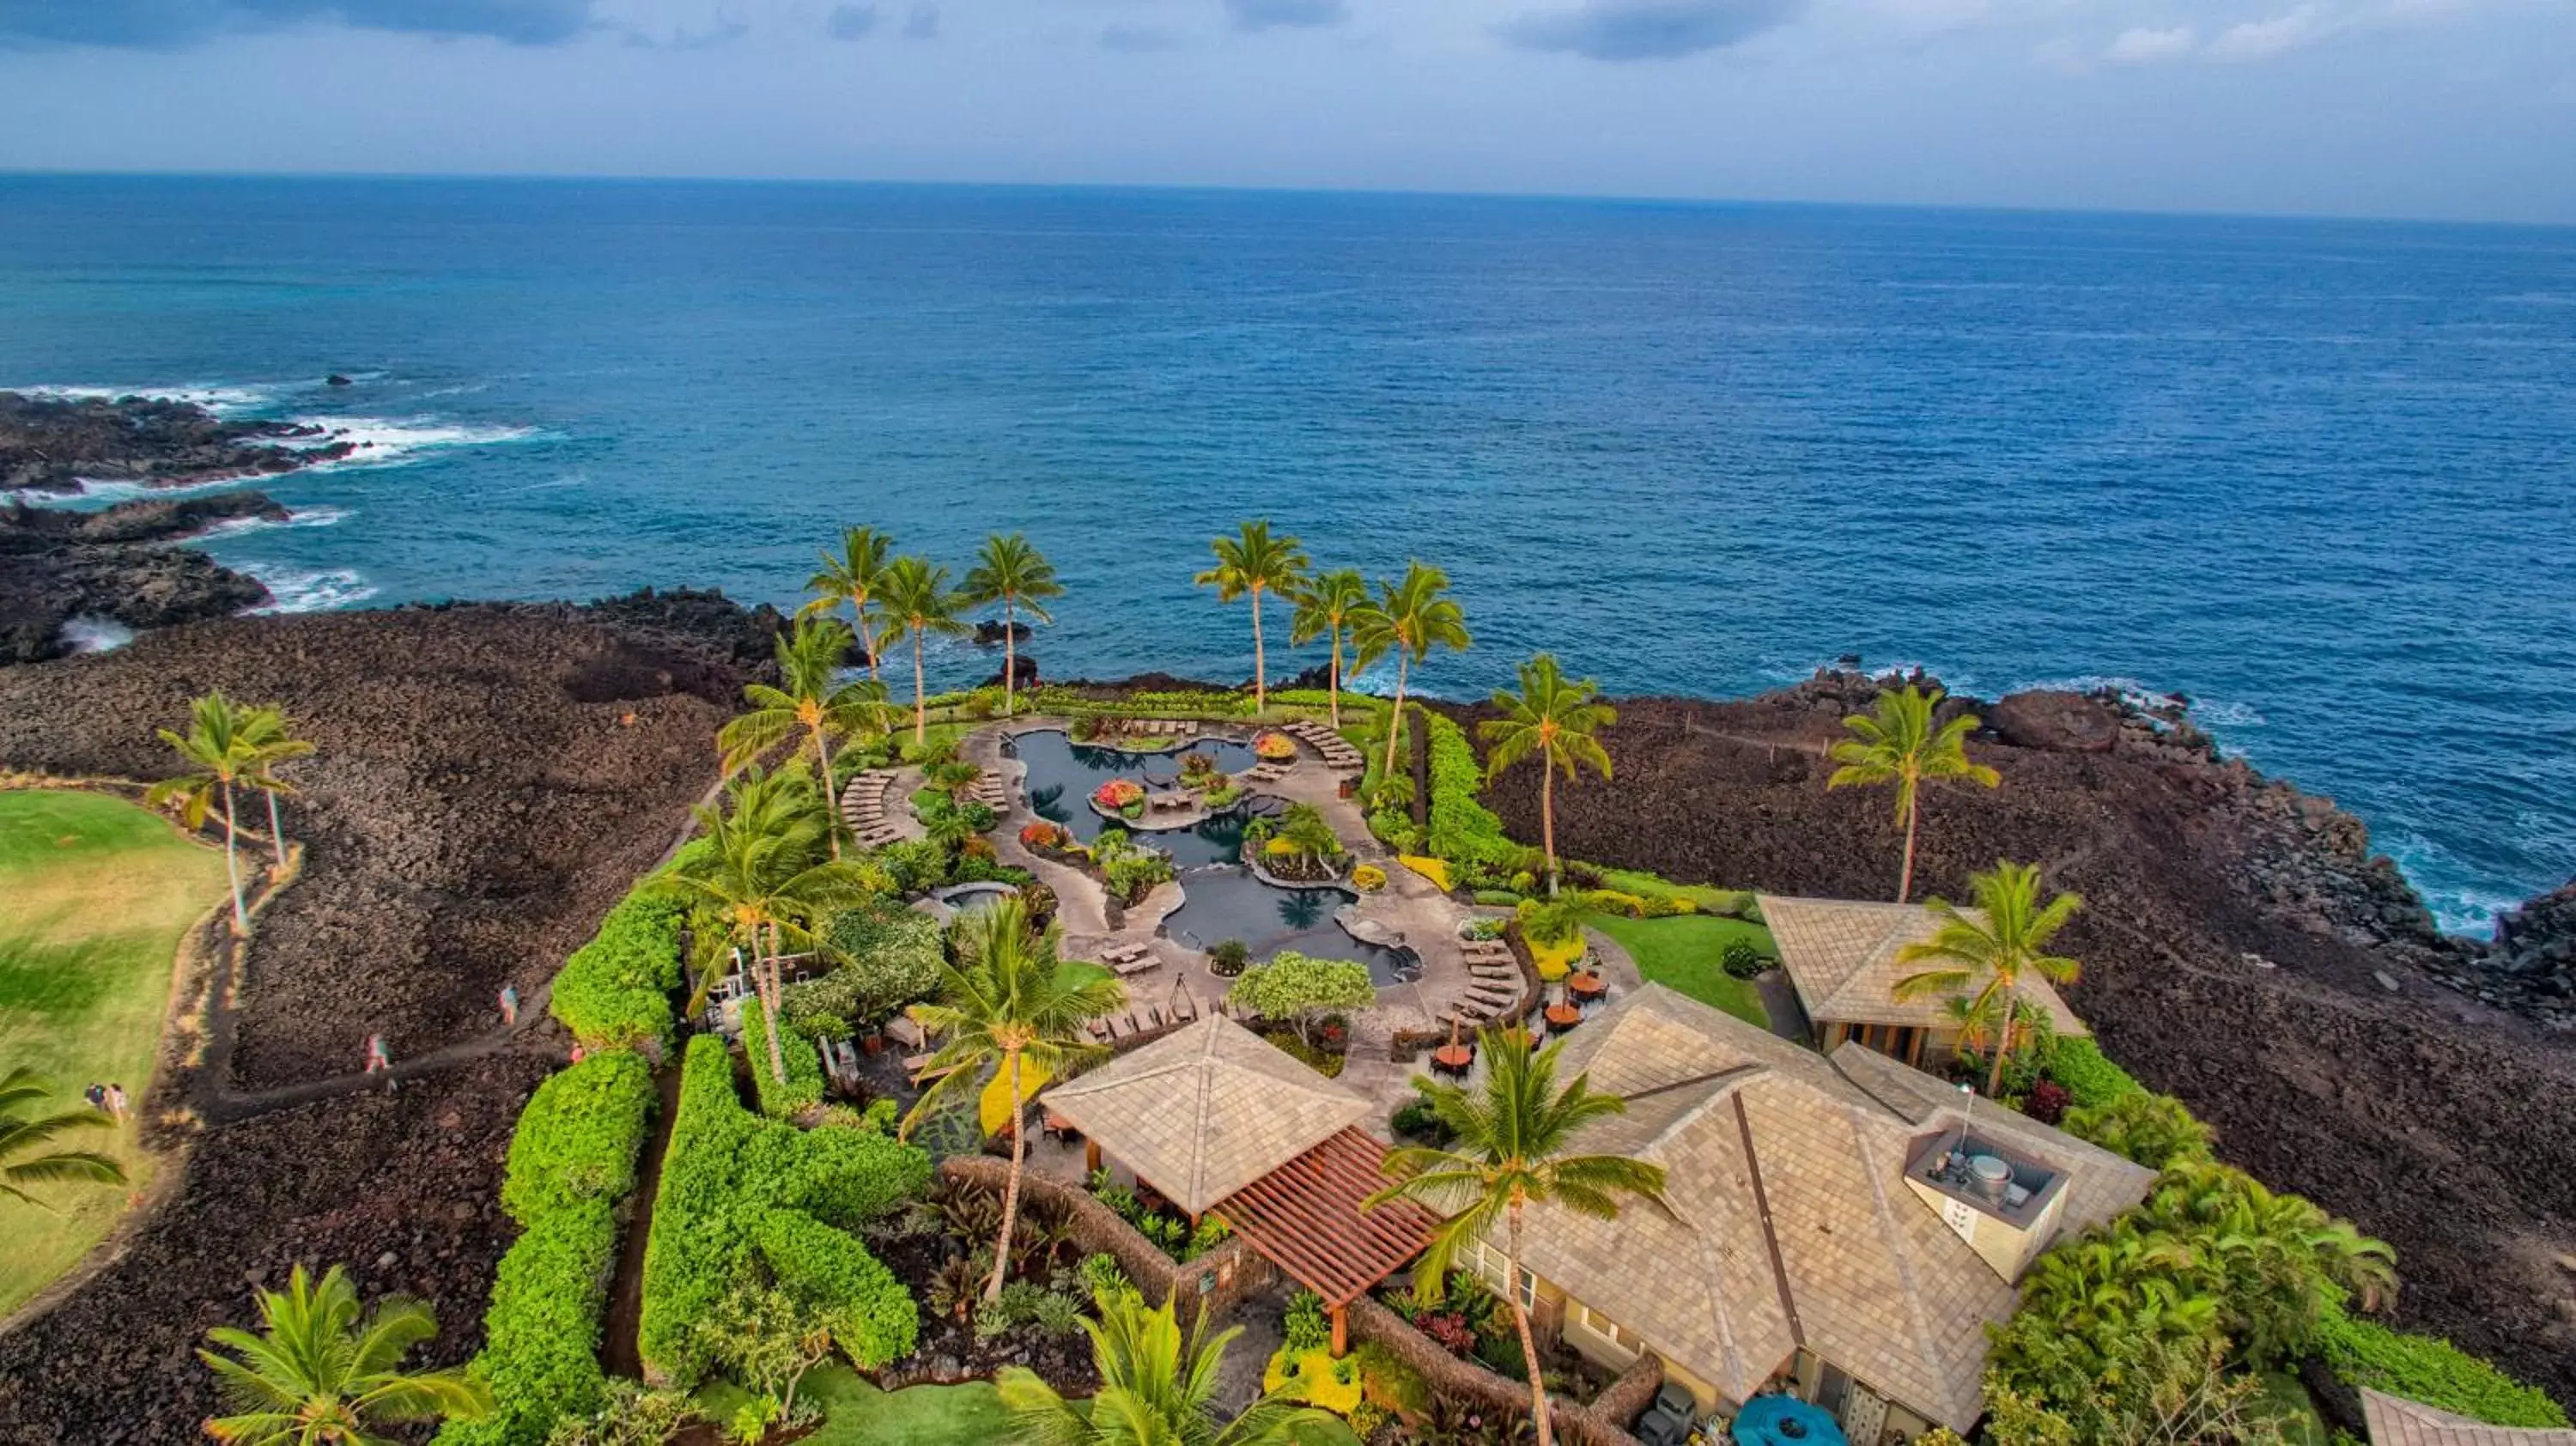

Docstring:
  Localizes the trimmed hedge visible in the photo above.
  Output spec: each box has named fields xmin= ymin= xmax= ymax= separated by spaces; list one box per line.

xmin=740 ymin=999 xmax=824 ymax=1121
xmin=2045 ymin=1036 xmax=2146 ymax=1109
xmin=2319 ymin=1306 xmax=2569 ymax=1429
xmin=639 ymin=1034 xmax=930 ymax=1388
xmin=549 ymin=890 xmax=686 ymax=1051
xmin=1423 ymin=711 xmax=1517 ymax=872
xmin=437 ymin=1200 xmax=620 ymax=1446
xmin=501 ymin=1050 xmax=656 ymax=1224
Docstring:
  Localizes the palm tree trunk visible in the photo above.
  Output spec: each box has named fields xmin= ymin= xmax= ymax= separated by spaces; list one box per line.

xmin=1508 ymin=1204 xmax=1554 ymax=1446
xmin=1542 ymin=766 xmax=1558 ymax=898
xmin=854 ymin=592 xmax=880 ymax=682
xmin=816 ymin=728 xmax=842 ymax=860
xmin=1898 ymin=792 xmax=1920 ymax=903
xmin=1985 ymin=995 xmax=2015 ymax=1097
xmin=761 ymin=922 xmax=789 ymax=1091
xmin=989 ymin=1048 xmax=1026 ymax=1302
xmin=912 ymin=630 xmax=928 ymax=748
xmin=1327 ymin=626 xmax=1342 ymax=728
xmin=264 ymin=787 xmax=288 ymax=867
xmin=1382 ymin=654 xmax=1412 ymax=783
xmin=1250 ymin=586 xmax=1267 ymax=715
xmin=219 ymin=781 xmax=247 ymax=933
xmin=1002 ymin=597 xmax=1018 ymax=718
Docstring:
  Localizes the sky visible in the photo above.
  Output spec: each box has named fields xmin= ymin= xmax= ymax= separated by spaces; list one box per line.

xmin=0 ymin=0 xmax=2571 ymax=222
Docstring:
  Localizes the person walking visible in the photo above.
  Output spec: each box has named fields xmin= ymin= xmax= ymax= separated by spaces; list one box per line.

xmin=498 ymin=983 xmax=519 ymax=1026
xmin=363 ymin=1033 xmax=390 ymax=1074
xmin=104 ymin=1084 xmax=128 ymax=1121
xmin=84 ymin=1083 xmax=106 ymax=1113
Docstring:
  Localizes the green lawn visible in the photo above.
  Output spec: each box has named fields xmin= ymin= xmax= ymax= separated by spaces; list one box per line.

xmin=1594 ymin=868 xmax=1752 ymax=916
xmin=1584 ymin=914 xmax=1774 ymax=1030
xmin=699 ymin=1365 xmax=1358 ymax=1444
xmin=0 ymin=789 xmax=232 ymax=1314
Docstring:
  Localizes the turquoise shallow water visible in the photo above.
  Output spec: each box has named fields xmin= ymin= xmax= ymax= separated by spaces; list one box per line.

xmin=3 ymin=175 xmax=2571 ymax=933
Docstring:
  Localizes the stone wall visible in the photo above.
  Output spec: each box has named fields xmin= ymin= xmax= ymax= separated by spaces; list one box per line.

xmin=1345 ymin=1293 xmax=1648 ymax=1446
xmin=939 ymin=1157 xmax=1274 ymax=1318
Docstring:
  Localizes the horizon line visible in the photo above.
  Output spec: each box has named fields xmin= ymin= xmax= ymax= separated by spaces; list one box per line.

xmin=5 ymin=167 xmax=2573 ymax=234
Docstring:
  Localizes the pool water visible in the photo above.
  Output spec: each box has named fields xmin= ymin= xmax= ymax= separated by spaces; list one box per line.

xmin=1164 ymin=866 xmax=1420 ymax=985
xmin=1009 ymin=728 xmax=1263 ymax=866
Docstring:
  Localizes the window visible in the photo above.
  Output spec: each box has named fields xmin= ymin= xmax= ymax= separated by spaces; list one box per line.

xmin=1577 ymin=1303 xmax=1639 ymax=1355
xmin=1468 ymin=1239 xmax=1537 ymax=1309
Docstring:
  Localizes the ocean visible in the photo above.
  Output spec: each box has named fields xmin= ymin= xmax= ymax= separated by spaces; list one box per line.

xmin=3 ymin=174 xmax=2571 ymax=935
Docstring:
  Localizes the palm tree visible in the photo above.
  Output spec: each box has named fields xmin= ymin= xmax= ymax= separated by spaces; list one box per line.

xmin=1288 ymin=568 xmax=1369 ymax=730
xmin=963 ymin=532 xmax=1065 ymax=720
xmin=1825 ymin=684 xmax=2000 ymax=902
xmin=1350 ymin=562 xmax=1472 ymax=785
xmin=660 ymin=766 xmax=872 ymax=1089
xmin=803 ymin=525 xmax=896 ymax=681
xmin=996 ymin=1290 xmax=1334 ymax=1446
xmin=198 ymin=1262 xmax=489 ymax=1444
xmin=1365 ymin=1031 xmax=1667 ymax=1446
xmin=0 ymin=1066 xmax=125 ymax=1209
xmin=876 ymin=555 xmax=971 ymax=748
xmin=1480 ymin=653 xmax=1614 ymax=897
xmin=146 ymin=690 xmax=259 ymax=934
xmin=236 ymin=706 xmax=315 ymax=871
xmin=1893 ymin=860 xmax=2083 ymax=1097
xmin=902 ymin=896 xmax=1124 ymax=1301
xmin=717 ymin=617 xmax=891 ymax=852
xmin=1194 ymin=522 xmax=1309 ymax=715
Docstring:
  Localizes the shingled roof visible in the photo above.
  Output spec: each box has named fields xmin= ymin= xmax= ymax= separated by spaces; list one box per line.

xmin=1041 ymin=1014 xmax=1372 ymax=1216
xmin=1516 ymin=985 xmax=2151 ymax=1433
xmin=2363 ymin=1391 xmax=2576 ymax=1446
xmin=1757 ymin=895 xmax=2088 ymax=1036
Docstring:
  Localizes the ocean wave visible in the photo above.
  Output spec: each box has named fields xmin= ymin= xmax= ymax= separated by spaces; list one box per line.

xmin=279 ymin=416 xmax=541 ymax=471
xmin=245 ymin=566 xmax=379 ymax=614
xmin=9 ymin=381 xmax=279 ymax=414
xmin=58 ymin=615 xmax=136 ymax=653
xmin=191 ymin=506 xmax=352 ymax=539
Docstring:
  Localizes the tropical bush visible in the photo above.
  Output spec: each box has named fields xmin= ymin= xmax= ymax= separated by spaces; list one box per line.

xmin=639 ymin=1036 xmax=928 ymax=1388
xmin=1226 ymin=952 xmax=1376 ymax=1045
xmin=740 ymin=1000 xmax=824 ymax=1120
xmin=1207 ymin=938 xmax=1249 ymax=977
xmin=1092 ymin=779 xmax=1145 ymax=817
xmin=1265 ymin=1348 xmax=1364 ymax=1415
xmin=2044 ymin=1035 xmax=2146 ymax=1109
xmin=1351 ymin=862 xmax=1387 ymax=892
xmin=1282 ymin=1290 xmax=1330 ymax=1352
xmin=1399 ymin=854 xmax=1454 ymax=892
xmin=1103 ymin=851 xmax=1174 ymax=904
xmin=1255 ymin=731 xmax=1298 ymax=762
xmin=1721 ymin=938 xmax=1769 ymax=979
xmin=2063 ymin=1088 xmax=2212 ymax=1170
xmin=440 ymin=1200 xmax=620 ymax=1446
xmin=1352 ymin=1340 xmax=1430 ymax=1419
xmin=501 ymin=1050 xmax=656 ymax=1224
xmin=1423 ymin=711 xmax=1517 ymax=872
xmin=790 ymin=902 xmax=945 ymax=1028
xmin=2317 ymin=1303 xmax=2569 ymax=1428
xmin=1019 ymin=820 xmax=1069 ymax=851
xmin=549 ymin=890 xmax=687 ymax=1051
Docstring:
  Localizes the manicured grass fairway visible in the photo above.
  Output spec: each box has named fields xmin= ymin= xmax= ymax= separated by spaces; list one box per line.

xmin=0 ymin=789 xmax=231 ymax=1315
xmin=1585 ymin=914 xmax=1775 ymax=1030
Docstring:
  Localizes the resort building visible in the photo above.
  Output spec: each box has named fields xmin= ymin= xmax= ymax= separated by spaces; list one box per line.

xmin=1758 ymin=895 xmax=2089 ymax=1067
xmin=1487 ymin=985 xmax=2154 ymax=1443
xmin=2361 ymin=1390 xmax=2576 ymax=1446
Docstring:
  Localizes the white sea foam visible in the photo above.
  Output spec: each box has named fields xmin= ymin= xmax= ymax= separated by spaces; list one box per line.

xmin=246 ymin=566 xmax=380 ymax=614
xmin=191 ymin=506 xmax=353 ymax=540
xmin=10 ymin=382 xmax=279 ymax=414
xmin=58 ymin=615 xmax=136 ymax=653
xmin=276 ymin=416 xmax=540 ymax=472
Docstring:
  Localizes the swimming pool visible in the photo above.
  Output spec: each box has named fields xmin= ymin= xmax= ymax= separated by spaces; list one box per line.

xmin=1163 ymin=866 xmax=1420 ymax=985
xmin=1007 ymin=727 xmax=1265 ymax=866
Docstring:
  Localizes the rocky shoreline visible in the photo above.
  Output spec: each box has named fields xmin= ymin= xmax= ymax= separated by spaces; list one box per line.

xmin=0 ymin=391 xmax=349 ymax=496
xmin=0 ymin=490 xmax=285 ymax=665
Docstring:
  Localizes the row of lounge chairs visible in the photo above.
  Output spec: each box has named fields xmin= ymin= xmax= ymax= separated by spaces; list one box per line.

xmin=839 ymin=770 xmax=908 ymax=848
xmin=1279 ymin=720 xmax=1364 ymax=772
xmin=1097 ymin=940 xmax=1161 ymax=977
xmin=1120 ymin=719 xmax=1199 ymax=738
xmin=1244 ymin=762 xmax=1291 ymax=785
xmin=1087 ymin=991 xmax=1206 ymax=1042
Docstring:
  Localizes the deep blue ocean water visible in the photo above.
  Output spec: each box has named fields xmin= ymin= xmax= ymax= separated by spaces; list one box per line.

xmin=3 ymin=175 xmax=2571 ymax=934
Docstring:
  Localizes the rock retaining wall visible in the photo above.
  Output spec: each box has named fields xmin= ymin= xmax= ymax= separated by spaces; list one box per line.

xmin=1345 ymin=1293 xmax=1648 ymax=1446
xmin=939 ymin=1157 xmax=1274 ymax=1318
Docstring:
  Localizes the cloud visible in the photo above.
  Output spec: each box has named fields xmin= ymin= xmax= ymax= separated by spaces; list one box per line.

xmin=0 ymin=0 xmax=596 ymax=47
xmin=2103 ymin=22 xmax=2196 ymax=62
xmin=1099 ymin=22 xmax=1180 ymax=50
xmin=1222 ymin=0 xmax=1345 ymax=31
xmin=900 ymin=2 xmax=935 ymax=38
xmin=2205 ymin=3 xmax=2333 ymax=60
xmin=824 ymin=2 xmax=874 ymax=39
xmin=1498 ymin=0 xmax=1803 ymax=59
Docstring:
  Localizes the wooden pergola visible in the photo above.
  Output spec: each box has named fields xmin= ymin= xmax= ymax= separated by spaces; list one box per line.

xmin=1214 ymin=1126 xmax=1443 ymax=1353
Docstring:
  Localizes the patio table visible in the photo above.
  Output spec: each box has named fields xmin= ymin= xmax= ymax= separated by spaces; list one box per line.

xmin=1544 ymin=1002 xmax=1585 ymax=1032
xmin=1567 ymin=970 xmax=1607 ymax=1002
xmin=1430 ymin=1043 xmax=1474 ymax=1077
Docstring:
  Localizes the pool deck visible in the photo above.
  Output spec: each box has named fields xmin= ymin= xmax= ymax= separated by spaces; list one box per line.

xmin=957 ymin=713 xmax=1522 ymax=1129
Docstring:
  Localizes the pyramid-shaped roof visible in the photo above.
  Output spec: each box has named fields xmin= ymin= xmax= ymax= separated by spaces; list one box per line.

xmin=1041 ymin=1014 xmax=1372 ymax=1215
xmin=1758 ymin=895 xmax=2087 ymax=1036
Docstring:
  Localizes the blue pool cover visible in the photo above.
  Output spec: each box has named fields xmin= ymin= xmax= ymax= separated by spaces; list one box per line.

xmin=1730 ymin=1396 xmax=1849 ymax=1446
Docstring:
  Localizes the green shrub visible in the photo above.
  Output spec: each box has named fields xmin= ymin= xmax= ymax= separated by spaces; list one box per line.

xmin=2063 ymin=1089 xmax=2214 ymax=1170
xmin=2318 ymin=1305 xmax=2568 ymax=1428
xmin=1472 ymin=888 xmax=1525 ymax=907
xmin=740 ymin=999 xmax=824 ymax=1121
xmin=639 ymin=1036 xmax=930 ymax=1388
xmin=549 ymin=891 xmax=686 ymax=1050
xmin=501 ymin=1050 xmax=656 ymax=1224
xmin=2046 ymin=1036 xmax=2146 ymax=1109
xmin=1423 ymin=712 xmax=1517 ymax=872
xmin=438 ymin=1200 xmax=619 ymax=1446
xmin=1283 ymin=1291 xmax=1331 ymax=1352
xmin=1721 ymin=938 xmax=1769 ymax=980
xmin=788 ymin=903 xmax=945 ymax=1027
xmin=1352 ymin=1340 xmax=1430 ymax=1417
xmin=750 ymin=1209 xmax=919 ymax=1369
